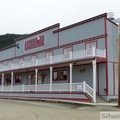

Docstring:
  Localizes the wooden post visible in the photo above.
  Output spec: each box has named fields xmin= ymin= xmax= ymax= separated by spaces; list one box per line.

xmin=118 ymin=23 xmax=120 ymax=107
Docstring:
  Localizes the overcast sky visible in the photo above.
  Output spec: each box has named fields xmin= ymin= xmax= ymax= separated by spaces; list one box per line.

xmin=0 ymin=0 xmax=120 ymax=35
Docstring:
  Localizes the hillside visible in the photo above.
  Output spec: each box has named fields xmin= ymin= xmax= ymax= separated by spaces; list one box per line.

xmin=0 ymin=34 xmax=24 ymax=49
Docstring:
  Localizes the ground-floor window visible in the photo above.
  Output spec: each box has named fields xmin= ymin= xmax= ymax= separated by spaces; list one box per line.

xmin=15 ymin=75 xmax=22 ymax=83
xmin=53 ymin=70 xmax=67 ymax=81
xmin=5 ymin=75 xmax=11 ymax=84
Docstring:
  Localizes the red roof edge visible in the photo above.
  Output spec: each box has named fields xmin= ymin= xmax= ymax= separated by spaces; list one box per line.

xmin=53 ymin=13 xmax=107 ymax=33
xmin=15 ymin=23 xmax=60 ymax=42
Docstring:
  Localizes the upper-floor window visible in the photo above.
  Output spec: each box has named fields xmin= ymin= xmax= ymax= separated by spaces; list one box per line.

xmin=85 ymin=42 xmax=97 ymax=49
xmin=8 ymin=61 xmax=13 ymax=69
xmin=85 ymin=42 xmax=97 ymax=56
xmin=46 ymin=51 xmax=53 ymax=63
xmin=63 ymin=46 xmax=72 ymax=60
xmin=31 ymin=54 xmax=37 ymax=65
xmin=19 ymin=58 xmax=24 ymax=64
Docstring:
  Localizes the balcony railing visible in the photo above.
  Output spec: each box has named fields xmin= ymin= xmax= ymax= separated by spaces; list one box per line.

xmin=0 ymin=48 xmax=106 ymax=72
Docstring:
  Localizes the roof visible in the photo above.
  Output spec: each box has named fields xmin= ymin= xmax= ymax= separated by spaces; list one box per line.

xmin=15 ymin=23 xmax=60 ymax=42
xmin=53 ymin=13 xmax=107 ymax=33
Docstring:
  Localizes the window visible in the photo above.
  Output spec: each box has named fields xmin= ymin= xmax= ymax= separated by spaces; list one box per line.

xmin=86 ymin=42 xmax=96 ymax=49
xmin=19 ymin=58 xmax=24 ymax=64
xmin=31 ymin=55 xmax=37 ymax=65
xmin=5 ymin=75 xmax=11 ymax=84
xmin=46 ymin=51 xmax=53 ymax=63
xmin=53 ymin=70 xmax=67 ymax=81
xmin=8 ymin=61 xmax=12 ymax=69
xmin=19 ymin=58 xmax=24 ymax=67
xmin=85 ymin=42 xmax=97 ymax=56
xmin=63 ymin=47 xmax=72 ymax=60
xmin=15 ymin=75 xmax=22 ymax=83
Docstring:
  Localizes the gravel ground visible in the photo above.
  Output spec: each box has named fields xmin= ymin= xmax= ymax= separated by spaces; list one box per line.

xmin=0 ymin=99 xmax=119 ymax=120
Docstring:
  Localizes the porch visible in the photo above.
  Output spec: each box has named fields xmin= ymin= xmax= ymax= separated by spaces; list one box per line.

xmin=0 ymin=82 xmax=93 ymax=102
xmin=0 ymin=47 xmax=106 ymax=103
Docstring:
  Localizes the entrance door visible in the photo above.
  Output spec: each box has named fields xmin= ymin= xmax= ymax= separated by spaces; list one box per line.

xmin=31 ymin=74 xmax=35 ymax=85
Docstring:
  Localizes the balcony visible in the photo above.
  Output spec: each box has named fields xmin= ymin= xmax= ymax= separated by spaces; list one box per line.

xmin=0 ymin=48 xmax=106 ymax=72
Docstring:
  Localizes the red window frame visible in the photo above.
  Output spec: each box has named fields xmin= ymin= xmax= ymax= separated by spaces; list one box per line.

xmin=15 ymin=75 xmax=22 ymax=84
xmin=53 ymin=70 xmax=68 ymax=81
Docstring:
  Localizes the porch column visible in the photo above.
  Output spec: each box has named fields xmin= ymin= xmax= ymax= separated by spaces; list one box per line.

xmin=11 ymin=72 xmax=14 ymax=92
xmin=2 ymin=73 xmax=4 ymax=92
xmin=92 ymin=59 xmax=96 ymax=103
xmin=50 ymin=66 xmax=53 ymax=92
xmin=69 ymin=63 xmax=73 ymax=92
xmin=35 ymin=68 xmax=38 ymax=92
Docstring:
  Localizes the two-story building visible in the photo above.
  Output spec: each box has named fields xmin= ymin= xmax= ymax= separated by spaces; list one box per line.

xmin=0 ymin=13 xmax=118 ymax=102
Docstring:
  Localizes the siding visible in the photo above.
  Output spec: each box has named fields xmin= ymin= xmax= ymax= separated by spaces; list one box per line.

xmin=59 ymin=18 xmax=105 ymax=45
xmin=107 ymin=20 xmax=118 ymax=62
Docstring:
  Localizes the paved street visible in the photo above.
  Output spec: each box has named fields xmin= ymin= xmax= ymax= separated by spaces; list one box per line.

xmin=0 ymin=99 xmax=119 ymax=120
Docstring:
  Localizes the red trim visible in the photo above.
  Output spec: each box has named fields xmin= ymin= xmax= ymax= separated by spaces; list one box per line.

xmin=0 ymin=96 xmax=91 ymax=102
xmin=0 ymin=91 xmax=91 ymax=102
xmin=104 ymin=16 xmax=108 ymax=96
xmin=15 ymin=23 xmax=60 ymax=42
xmin=106 ymin=18 xmax=118 ymax=26
xmin=53 ymin=13 xmax=107 ymax=33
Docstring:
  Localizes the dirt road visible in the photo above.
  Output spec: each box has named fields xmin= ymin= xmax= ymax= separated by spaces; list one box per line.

xmin=0 ymin=99 xmax=119 ymax=120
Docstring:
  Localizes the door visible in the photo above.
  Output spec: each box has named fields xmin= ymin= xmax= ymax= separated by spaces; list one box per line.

xmin=46 ymin=51 xmax=53 ymax=63
xmin=64 ymin=47 xmax=72 ymax=60
xmin=86 ymin=42 xmax=97 ymax=56
xmin=31 ymin=74 xmax=35 ymax=85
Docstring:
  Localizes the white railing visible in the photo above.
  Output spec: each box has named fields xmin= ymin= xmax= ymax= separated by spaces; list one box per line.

xmin=0 ymin=48 xmax=106 ymax=72
xmin=0 ymin=82 xmax=94 ymax=100
xmin=83 ymin=81 xmax=93 ymax=98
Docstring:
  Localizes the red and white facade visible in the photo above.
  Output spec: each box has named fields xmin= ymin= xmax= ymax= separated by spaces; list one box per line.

xmin=0 ymin=13 xmax=118 ymax=102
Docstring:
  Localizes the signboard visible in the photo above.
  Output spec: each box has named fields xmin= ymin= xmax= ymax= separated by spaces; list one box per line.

xmin=24 ymin=35 xmax=45 ymax=51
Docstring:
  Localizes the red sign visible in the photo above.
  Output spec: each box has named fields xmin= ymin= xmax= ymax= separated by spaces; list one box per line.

xmin=25 ymin=35 xmax=45 ymax=51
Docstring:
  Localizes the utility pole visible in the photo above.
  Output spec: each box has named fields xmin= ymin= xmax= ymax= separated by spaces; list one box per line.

xmin=112 ymin=15 xmax=120 ymax=107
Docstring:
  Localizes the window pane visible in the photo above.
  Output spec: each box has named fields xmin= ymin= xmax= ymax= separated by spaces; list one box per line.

xmin=53 ymin=70 xmax=67 ymax=81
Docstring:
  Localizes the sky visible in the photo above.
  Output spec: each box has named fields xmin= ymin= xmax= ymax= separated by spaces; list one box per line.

xmin=0 ymin=0 xmax=120 ymax=35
